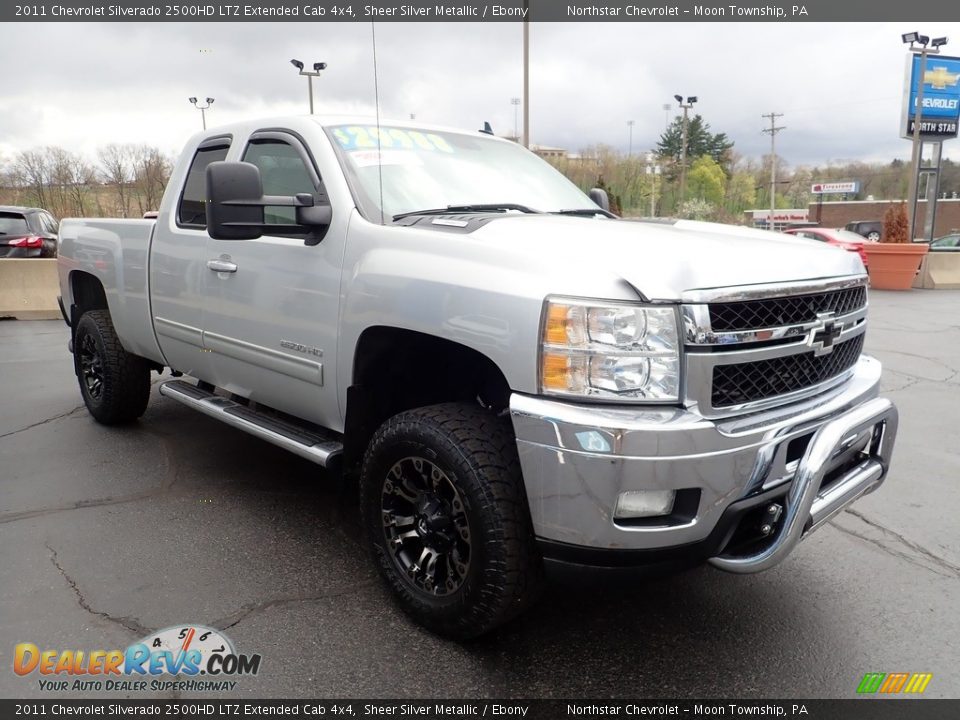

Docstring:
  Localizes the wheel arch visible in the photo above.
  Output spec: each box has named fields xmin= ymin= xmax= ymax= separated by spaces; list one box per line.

xmin=343 ymin=326 xmax=514 ymax=475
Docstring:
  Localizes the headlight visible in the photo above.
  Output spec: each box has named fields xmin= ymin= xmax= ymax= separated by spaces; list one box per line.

xmin=540 ymin=298 xmax=680 ymax=402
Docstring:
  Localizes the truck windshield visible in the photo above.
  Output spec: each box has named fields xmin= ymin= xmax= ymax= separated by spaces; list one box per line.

xmin=326 ymin=125 xmax=596 ymax=223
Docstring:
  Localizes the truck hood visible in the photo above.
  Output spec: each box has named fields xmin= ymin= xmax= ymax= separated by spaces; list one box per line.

xmin=470 ymin=215 xmax=865 ymax=301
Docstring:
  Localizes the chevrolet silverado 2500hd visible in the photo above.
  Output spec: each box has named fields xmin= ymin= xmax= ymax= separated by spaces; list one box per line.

xmin=57 ymin=117 xmax=899 ymax=639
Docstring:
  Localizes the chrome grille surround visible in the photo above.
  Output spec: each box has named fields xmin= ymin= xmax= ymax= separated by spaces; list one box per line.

xmin=680 ymin=275 xmax=869 ymax=419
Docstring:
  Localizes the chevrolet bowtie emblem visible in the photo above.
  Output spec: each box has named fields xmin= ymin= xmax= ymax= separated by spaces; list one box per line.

xmin=925 ymin=66 xmax=960 ymax=91
xmin=806 ymin=312 xmax=842 ymax=356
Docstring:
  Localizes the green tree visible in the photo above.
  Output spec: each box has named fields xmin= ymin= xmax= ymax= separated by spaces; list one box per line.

xmin=725 ymin=171 xmax=757 ymax=213
xmin=656 ymin=115 xmax=734 ymax=170
xmin=686 ymin=155 xmax=726 ymax=205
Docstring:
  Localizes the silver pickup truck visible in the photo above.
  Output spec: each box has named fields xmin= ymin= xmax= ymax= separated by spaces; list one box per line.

xmin=57 ymin=116 xmax=898 ymax=639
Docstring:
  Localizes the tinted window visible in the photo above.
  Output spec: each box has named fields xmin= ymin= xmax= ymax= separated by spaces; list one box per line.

xmin=37 ymin=212 xmax=58 ymax=234
xmin=242 ymin=140 xmax=316 ymax=226
xmin=178 ymin=142 xmax=230 ymax=227
xmin=0 ymin=213 xmax=29 ymax=236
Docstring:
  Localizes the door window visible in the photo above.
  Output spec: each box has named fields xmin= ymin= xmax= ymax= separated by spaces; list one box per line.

xmin=242 ymin=139 xmax=317 ymax=227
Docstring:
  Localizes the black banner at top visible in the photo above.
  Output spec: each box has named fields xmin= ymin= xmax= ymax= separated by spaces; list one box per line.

xmin=6 ymin=0 xmax=960 ymax=22
xmin=1 ymin=699 xmax=959 ymax=719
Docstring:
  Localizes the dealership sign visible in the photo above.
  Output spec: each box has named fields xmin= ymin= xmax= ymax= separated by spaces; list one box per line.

xmin=901 ymin=54 xmax=960 ymax=139
xmin=811 ymin=182 xmax=859 ymax=194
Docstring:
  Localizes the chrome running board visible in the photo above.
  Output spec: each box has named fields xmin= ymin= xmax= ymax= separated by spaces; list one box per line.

xmin=159 ymin=379 xmax=342 ymax=468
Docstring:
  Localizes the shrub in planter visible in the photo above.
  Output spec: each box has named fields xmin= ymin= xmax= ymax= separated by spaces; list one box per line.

xmin=862 ymin=202 xmax=927 ymax=290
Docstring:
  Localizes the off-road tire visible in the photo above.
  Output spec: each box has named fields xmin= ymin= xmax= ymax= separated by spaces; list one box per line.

xmin=74 ymin=310 xmax=151 ymax=425
xmin=360 ymin=403 xmax=543 ymax=640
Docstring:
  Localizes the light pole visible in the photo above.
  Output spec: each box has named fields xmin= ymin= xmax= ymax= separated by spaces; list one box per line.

xmin=646 ymin=153 xmax=661 ymax=217
xmin=674 ymin=94 xmax=697 ymax=206
xmin=902 ymin=32 xmax=947 ymax=240
xmin=627 ymin=120 xmax=635 ymax=157
xmin=188 ymin=97 xmax=214 ymax=130
xmin=290 ymin=59 xmax=327 ymax=114
xmin=510 ymin=97 xmax=521 ymax=140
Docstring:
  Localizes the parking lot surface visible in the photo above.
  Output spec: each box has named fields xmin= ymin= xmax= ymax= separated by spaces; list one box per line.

xmin=1 ymin=289 xmax=959 ymax=699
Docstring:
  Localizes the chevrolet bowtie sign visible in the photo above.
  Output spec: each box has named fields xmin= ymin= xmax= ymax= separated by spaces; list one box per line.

xmin=902 ymin=54 xmax=960 ymax=140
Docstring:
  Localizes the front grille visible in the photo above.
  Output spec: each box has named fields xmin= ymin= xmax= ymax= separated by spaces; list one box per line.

xmin=711 ymin=334 xmax=864 ymax=408
xmin=709 ymin=286 xmax=866 ymax=331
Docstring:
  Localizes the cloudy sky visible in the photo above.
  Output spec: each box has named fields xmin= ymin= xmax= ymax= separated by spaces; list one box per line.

xmin=1 ymin=21 xmax=959 ymax=168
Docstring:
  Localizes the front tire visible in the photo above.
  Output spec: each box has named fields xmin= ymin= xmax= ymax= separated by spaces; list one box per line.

xmin=74 ymin=310 xmax=151 ymax=425
xmin=360 ymin=403 xmax=542 ymax=639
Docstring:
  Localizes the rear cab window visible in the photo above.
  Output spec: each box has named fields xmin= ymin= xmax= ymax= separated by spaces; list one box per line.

xmin=177 ymin=138 xmax=231 ymax=228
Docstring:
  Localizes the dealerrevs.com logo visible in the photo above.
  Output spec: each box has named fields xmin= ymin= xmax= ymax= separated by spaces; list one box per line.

xmin=14 ymin=624 xmax=261 ymax=693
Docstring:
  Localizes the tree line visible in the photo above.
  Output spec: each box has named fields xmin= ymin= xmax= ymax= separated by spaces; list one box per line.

xmin=0 ymin=145 xmax=175 ymax=220
xmin=550 ymin=114 xmax=960 ymax=220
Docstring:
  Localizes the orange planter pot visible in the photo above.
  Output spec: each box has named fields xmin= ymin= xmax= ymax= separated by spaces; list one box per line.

xmin=862 ymin=243 xmax=929 ymax=290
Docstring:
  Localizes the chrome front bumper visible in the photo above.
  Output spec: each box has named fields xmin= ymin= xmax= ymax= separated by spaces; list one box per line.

xmin=510 ymin=355 xmax=898 ymax=573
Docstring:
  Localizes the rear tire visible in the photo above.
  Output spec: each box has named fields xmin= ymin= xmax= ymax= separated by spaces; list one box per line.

xmin=74 ymin=310 xmax=151 ymax=425
xmin=360 ymin=403 xmax=543 ymax=640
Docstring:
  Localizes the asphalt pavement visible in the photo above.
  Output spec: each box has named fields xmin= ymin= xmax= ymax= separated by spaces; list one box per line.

xmin=1 ymin=290 xmax=958 ymax=699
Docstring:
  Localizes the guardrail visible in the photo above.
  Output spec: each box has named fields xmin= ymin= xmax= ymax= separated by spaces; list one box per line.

xmin=914 ymin=252 xmax=960 ymax=290
xmin=0 ymin=258 xmax=60 ymax=320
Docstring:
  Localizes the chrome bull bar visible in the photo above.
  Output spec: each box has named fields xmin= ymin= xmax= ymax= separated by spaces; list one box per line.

xmin=709 ymin=397 xmax=899 ymax=574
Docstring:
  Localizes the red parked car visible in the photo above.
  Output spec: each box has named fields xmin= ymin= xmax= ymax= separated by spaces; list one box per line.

xmin=783 ymin=227 xmax=874 ymax=267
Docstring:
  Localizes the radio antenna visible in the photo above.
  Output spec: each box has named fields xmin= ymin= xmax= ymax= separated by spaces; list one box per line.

xmin=371 ymin=22 xmax=385 ymax=224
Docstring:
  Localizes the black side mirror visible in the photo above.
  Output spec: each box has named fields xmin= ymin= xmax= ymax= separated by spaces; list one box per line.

xmin=589 ymin=188 xmax=610 ymax=212
xmin=206 ymin=161 xmax=265 ymax=240
xmin=206 ymin=161 xmax=332 ymax=241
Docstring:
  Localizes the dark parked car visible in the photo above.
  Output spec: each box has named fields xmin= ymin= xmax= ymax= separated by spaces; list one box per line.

xmin=845 ymin=220 xmax=882 ymax=242
xmin=0 ymin=206 xmax=59 ymax=258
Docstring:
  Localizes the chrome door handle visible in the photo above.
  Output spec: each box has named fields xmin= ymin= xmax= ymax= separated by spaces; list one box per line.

xmin=207 ymin=259 xmax=237 ymax=273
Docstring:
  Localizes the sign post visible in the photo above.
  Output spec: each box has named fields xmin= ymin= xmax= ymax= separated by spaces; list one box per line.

xmin=901 ymin=49 xmax=960 ymax=240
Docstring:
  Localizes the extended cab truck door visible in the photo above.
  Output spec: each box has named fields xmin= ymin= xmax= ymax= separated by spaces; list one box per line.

xmin=200 ymin=130 xmax=344 ymax=430
xmin=149 ymin=136 xmax=232 ymax=381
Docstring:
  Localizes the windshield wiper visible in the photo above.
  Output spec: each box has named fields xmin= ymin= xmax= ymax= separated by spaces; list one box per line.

xmin=552 ymin=208 xmax=617 ymax=218
xmin=392 ymin=203 xmax=540 ymax=222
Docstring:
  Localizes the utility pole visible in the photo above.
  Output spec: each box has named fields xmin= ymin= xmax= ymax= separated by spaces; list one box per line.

xmin=674 ymin=95 xmax=697 ymax=206
xmin=627 ymin=120 xmax=634 ymax=157
xmin=522 ymin=8 xmax=530 ymax=148
xmin=762 ymin=112 xmax=785 ymax=231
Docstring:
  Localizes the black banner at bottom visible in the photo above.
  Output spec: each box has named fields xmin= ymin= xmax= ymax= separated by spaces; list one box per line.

xmin=1 ymin=700 xmax=957 ymax=720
